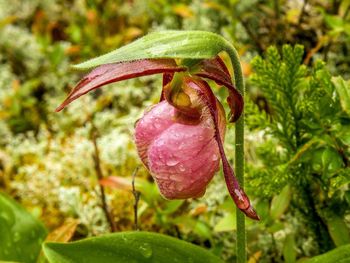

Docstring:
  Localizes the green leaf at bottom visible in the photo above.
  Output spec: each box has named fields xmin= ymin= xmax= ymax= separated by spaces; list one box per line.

xmin=43 ymin=231 xmax=223 ymax=263
xmin=305 ymin=244 xmax=350 ymax=263
xmin=0 ymin=192 xmax=47 ymax=263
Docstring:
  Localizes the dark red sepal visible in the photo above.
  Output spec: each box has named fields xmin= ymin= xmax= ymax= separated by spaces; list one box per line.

xmin=56 ymin=59 xmax=185 ymax=112
xmin=186 ymin=77 xmax=259 ymax=221
xmin=160 ymin=72 xmax=174 ymax=101
xmin=194 ymin=56 xmax=244 ymax=123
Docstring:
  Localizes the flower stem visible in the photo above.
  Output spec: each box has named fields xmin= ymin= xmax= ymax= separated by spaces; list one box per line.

xmin=224 ymin=43 xmax=246 ymax=263
xmin=131 ymin=167 xmax=140 ymax=231
xmin=90 ymin=124 xmax=117 ymax=233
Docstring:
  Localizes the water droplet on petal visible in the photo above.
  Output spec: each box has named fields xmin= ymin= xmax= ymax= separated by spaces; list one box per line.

xmin=179 ymin=165 xmax=186 ymax=172
xmin=189 ymin=177 xmax=195 ymax=184
xmin=212 ymin=154 xmax=219 ymax=161
xmin=154 ymin=122 xmax=161 ymax=129
xmin=178 ymin=142 xmax=186 ymax=150
xmin=156 ymin=139 xmax=165 ymax=147
xmin=172 ymin=173 xmax=184 ymax=182
xmin=176 ymin=183 xmax=185 ymax=191
xmin=166 ymin=158 xmax=179 ymax=166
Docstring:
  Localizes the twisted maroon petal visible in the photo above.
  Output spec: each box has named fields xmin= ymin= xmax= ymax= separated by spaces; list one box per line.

xmin=56 ymin=59 xmax=185 ymax=112
xmin=194 ymin=56 xmax=244 ymax=123
xmin=185 ymin=77 xmax=259 ymax=221
xmin=160 ymin=72 xmax=174 ymax=101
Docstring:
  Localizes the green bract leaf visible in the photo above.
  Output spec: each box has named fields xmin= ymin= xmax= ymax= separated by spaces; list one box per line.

xmin=270 ymin=185 xmax=291 ymax=219
xmin=43 ymin=231 xmax=224 ymax=263
xmin=0 ymin=192 xmax=47 ymax=263
xmin=73 ymin=31 xmax=231 ymax=69
xmin=283 ymin=234 xmax=296 ymax=263
xmin=305 ymin=244 xmax=350 ymax=263
xmin=326 ymin=216 xmax=350 ymax=247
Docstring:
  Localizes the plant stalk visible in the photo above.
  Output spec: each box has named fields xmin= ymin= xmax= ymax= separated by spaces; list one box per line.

xmin=131 ymin=167 xmax=140 ymax=231
xmin=90 ymin=125 xmax=117 ymax=232
xmin=224 ymin=43 xmax=246 ymax=263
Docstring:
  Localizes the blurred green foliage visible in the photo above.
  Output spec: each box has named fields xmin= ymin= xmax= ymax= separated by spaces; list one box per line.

xmin=246 ymin=44 xmax=350 ymax=261
xmin=0 ymin=192 xmax=47 ymax=262
xmin=0 ymin=0 xmax=349 ymax=262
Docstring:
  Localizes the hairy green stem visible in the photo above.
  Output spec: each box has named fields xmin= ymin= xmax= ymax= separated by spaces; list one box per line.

xmin=224 ymin=43 xmax=246 ymax=262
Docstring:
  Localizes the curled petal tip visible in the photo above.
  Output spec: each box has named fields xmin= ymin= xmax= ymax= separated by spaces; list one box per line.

xmin=242 ymin=206 xmax=260 ymax=221
xmin=55 ymin=105 xmax=64 ymax=112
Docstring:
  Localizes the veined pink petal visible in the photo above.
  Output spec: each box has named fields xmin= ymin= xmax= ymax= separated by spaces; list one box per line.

xmin=134 ymin=100 xmax=225 ymax=199
xmin=134 ymin=101 xmax=177 ymax=167
xmin=148 ymin=123 xmax=219 ymax=199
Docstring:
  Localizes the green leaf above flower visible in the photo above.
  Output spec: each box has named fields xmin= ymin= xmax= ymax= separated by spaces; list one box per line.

xmin=73 ymin=31 xmax=232 ymax=69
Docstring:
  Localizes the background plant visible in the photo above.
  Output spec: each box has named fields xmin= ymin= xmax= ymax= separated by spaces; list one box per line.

xmin=245 ymin=44 xmax=350 ymax=261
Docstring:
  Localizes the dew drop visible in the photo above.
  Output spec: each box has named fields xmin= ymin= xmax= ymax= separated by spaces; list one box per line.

xmin=0 ymin=210 xmax=15 ymax=226
xmin=178 ymin=142 xmax=187 ymax=150
xmin=154 ymin=122 xmax=162 ymax=129
xmin=171 ymin=173 xmax=184 ymax=183
xmin=212 ymin=154 xmax=219 ymax=161
xmin=156 ymin=139 xmax=165 ymax=147
xmin=139 ymin=243 xmax=153 ymax=258
xmin=179 ymin=165 xmax=186 ymax=172
xmin=176 ymin=184 xmax=185 ymax=191
xmin=166 ymin=158 xmax=179 ymax=166
xmin=181 ymin=37 xmax=190 ymax=46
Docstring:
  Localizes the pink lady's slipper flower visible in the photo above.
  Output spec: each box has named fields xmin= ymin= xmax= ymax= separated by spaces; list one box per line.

xmin=56 ymin=52 xmax=259 ymax=220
